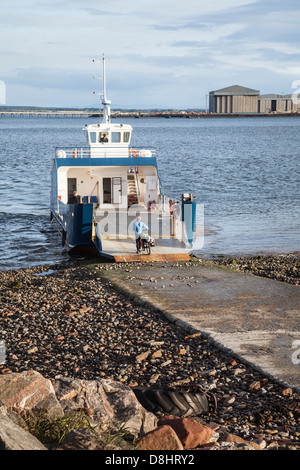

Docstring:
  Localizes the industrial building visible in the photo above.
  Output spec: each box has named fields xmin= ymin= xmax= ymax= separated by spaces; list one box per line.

xmin=209 ymin=85 xmax=260 ymax=114
xmin=258 ymin=94 xmax=294 ymax=113
xmin=209 ymin=85 xmax=300 ymax=114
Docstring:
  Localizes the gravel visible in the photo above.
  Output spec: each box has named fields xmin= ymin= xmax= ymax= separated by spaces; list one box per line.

xmin=0 ymin=256 xmax=299 ymax=450
xmin=209 ymin=253 xmax=300 ymax=285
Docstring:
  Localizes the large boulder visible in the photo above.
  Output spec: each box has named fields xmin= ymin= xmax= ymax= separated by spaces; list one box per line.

xmin=137 ymin=425 xmax=184 ymax=451
xmin=0 ymin=404 xmax=47 ymax=450
xmin=157 ymin=415 xmax=214 ymax=449
xmin=0 ymin=370 xmax=63 ymax=418
xmin=54 ymin=377 xmax=157 ymax=436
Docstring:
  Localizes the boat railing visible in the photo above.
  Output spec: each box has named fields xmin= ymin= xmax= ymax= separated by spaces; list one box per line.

xmin=55 ymin=146 xmax=157 ymax=159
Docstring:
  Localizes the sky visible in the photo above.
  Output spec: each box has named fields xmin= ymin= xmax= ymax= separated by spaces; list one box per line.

xmin=1 ymin=0 xmax=300 ymax=109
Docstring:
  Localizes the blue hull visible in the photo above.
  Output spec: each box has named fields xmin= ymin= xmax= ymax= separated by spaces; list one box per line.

xmin=50 ymin=156 xmax=159 ymax=255
xmin=50 ymin=159 xmax=101 ymax=253
xmin=51 ymin=199 xmax=97 ymax=253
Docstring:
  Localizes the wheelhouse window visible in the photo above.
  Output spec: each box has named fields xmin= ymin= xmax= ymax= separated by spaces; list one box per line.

xmin=99 ymin=132 xmax=109 ymax=143
xmin=123 ymin=132 xmax=130 ymax=143
xmin=89 ymin=132 xmax=97 ymax=143
xmin=111 ymin=132 xmax=121 ymax=143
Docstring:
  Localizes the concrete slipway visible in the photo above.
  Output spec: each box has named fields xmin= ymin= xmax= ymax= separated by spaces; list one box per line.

xmin=98 ymin=261 xmax=300 ymax=391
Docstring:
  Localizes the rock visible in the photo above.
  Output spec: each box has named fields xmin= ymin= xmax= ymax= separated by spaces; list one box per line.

xmin=54 ymin=377 xmax=157 ymax=436
xmin=218 ymin=432 xmax=261 ymax=450
xmin=101 ymin=378 xmax=157 ymax=436
xmin=249 ymin=381 xmax=261 ymax=391
xmin=229 ymin=359 xmax=238 ymax=367
xmin=184 ymin=333 xmax=201 ymax=340
xmin=253 ymin=438 xmax=267 ymax=449
xmin=236 ymin=403 xmax=247 ymax=410
xmin=0 ymin=370 xmax=63 ymax=418
xmin=223 ymin=395 xmax=236 ymax=405
xmin=149 ymin=373 xmax=161 ymax=385
xmin=158 ymin=415 xmax=214 ymax=449
xmin=137 ymin=425 xmax=184 ymax=450
xmin=206 ymin=421 xmax=220 ymax=432
xmin=75 ymin=344 xmax=90 ymax=354
xmin=0 ymin=406 xmax=47 ymax=450
xmin=135 ymin=351 xmax=151 ymax=362
xmin=54 ymin=377 xmax=115 ymax=429
xmin=151 ymin=349 xmax=163 ymax=359
xmin=27 ymin=347 xmax=39 ymax=355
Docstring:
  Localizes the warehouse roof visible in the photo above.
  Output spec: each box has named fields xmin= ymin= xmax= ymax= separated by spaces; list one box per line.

xmin=259 ymin=93 xmax=293 ymax=99
xmin=210 ymin=85 xmax=260 ymax=96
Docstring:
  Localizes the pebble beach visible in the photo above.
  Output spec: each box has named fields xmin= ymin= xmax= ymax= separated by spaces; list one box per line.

xmin=0 ymin=254 xmax=299 ymax=450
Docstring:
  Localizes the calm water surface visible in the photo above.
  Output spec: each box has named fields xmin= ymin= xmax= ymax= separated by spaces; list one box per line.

xmin=0 ymin=116 xmax=299 ymax=270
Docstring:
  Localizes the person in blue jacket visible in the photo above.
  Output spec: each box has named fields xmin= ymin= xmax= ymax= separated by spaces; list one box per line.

xmin=133 ymin=217 xmax=149 ymax=253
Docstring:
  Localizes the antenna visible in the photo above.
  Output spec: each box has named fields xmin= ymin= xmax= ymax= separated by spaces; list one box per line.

xmin=92 ymin=53 xmax=111 ymax=124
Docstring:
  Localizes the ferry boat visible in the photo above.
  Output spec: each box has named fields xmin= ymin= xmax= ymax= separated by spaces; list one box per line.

xmin=50 ymin=55 xmax=197 ymax=262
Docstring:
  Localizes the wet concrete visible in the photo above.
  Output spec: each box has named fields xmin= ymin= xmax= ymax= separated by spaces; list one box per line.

xmin=99 ymin=261 xmax=300 ymax=391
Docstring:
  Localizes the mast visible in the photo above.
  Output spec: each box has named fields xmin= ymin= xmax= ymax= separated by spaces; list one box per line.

xmin=93 ymin=54 xmax=111 ymax=124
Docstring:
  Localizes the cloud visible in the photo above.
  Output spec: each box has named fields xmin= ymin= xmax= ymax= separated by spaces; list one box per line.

xmin=8 ymin=67 xmax=91 ymax=91
xmin=1 ymin=0 xmax=299 ymax=106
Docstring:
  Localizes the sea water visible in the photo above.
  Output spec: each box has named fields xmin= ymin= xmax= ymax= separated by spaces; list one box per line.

xmin=0 ymin=115 xmax=299 ymax=270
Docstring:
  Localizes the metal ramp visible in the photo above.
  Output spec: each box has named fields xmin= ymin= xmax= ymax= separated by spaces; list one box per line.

xmin=99 ymin=236 xmax=191 ymax=262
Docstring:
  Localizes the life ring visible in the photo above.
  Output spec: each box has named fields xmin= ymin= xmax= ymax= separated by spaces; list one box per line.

xmin=129 ymin=148 xmax=138 ymax=158
xmin=73 ymin=149 xmax=77 ymax=158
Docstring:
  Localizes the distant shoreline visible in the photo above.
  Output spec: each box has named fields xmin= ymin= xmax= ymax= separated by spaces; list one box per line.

xmin=0 ymin=105 xmax=300 ymax=119
xmin=1 ymin=107 xmax=300 ymax=119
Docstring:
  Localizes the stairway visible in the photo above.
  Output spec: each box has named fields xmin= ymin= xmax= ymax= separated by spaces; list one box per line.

xmin=127 ymin=174 xmax=139 ymax=207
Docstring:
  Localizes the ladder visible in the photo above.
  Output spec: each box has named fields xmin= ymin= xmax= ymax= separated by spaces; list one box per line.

xmin=127 ymin=174 xmax=138 ymax=207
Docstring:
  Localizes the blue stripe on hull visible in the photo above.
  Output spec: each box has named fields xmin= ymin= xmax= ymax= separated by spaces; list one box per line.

xmin=51 ymin=200 xmax=96 ymax=252
xmin=55 ymin=156 xmax=158 ymax=169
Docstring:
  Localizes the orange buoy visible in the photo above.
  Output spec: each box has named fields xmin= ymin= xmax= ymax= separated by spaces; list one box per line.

xmin=129 ymin=148 xmax=137 ymax=157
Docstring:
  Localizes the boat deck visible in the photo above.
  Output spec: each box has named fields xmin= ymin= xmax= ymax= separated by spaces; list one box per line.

xmin=99 ymin=236 xmax=191 ymax=262
xmin=94 ymin=206 xmax=191 ymax=262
